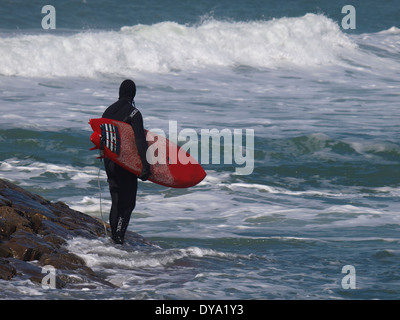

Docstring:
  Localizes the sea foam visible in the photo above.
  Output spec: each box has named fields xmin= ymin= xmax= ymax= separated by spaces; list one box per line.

xmin=0 ymin=14 xmax=358 ymax=78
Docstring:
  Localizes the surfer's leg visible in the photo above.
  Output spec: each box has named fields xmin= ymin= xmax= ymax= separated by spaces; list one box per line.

xmin=109 ymin=190 xmax=121 ymax=242
xmin=104 ymin=159 xmax=122 ymax=243
xmin=116 ymin=175 xmax=138 ymax=242
xmin=105 ymin=158 xmax=138 ymax=244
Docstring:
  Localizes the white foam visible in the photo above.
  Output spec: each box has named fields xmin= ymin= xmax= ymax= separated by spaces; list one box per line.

xmin=377 ymin=26 xmax=400 ymax=35
xmin=228 ymin=182 xmax=346 ymax=198
xmin=375 ymin=187 xmax=400 ymax=197
xmin=69 ymin=196 xmax=111 ymax=214
xmin=0 ymin=14 xmax=359 ymax=78
xmin=349 ymin=141 xmax=400 ymax=157
xmin=0 ymin=279 xmax=45 ymax=298
xmin=66 ymin=237 xmax=253 ymax=271
xmin=0 ymin=158 xmax=104 ymax=189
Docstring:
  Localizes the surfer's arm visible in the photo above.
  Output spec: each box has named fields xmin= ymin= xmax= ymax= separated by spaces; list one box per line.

xmin=130 ymin=111 xmax=151 ymax=180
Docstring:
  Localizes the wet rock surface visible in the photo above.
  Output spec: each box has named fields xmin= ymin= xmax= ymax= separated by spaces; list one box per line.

xmin=0 ymin=178 xmax=150 ymax=289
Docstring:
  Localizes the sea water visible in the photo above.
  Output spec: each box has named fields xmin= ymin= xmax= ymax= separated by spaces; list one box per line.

xmin=0 ymin=0 xmax=400 ymax=300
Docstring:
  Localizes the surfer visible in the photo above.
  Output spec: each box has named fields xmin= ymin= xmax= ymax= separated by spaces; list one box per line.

xmin=102 ymin=79 xmax=151 ymax=244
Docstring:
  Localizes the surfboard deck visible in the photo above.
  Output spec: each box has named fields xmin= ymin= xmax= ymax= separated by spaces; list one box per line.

xmin=89 ymin=118 xmax=206 ymax=188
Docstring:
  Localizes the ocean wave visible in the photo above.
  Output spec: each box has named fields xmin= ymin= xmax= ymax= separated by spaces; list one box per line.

xmin=355 ymin=26 xmax=400 ymax=59
xmin=66 ymin=237 xmax=254 ymax=270
xmin=0 ymin=158 xmax=104 ymax=190
xmin=0 ymin=14 xmax=360 ymax=78
xmin=377 ymin=26 xmax=400 ymax=35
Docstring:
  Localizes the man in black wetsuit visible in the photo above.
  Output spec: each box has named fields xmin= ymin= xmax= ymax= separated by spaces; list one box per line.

xmin=102 ymin=79 xmax=151 ymax=244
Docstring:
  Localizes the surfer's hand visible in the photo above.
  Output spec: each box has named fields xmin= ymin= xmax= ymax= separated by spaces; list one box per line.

xmin=139 ymin=166 xmax=151 ymax=181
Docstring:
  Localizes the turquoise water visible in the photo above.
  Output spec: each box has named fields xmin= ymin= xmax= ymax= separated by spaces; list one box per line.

xmin=1 ymin=0 xmax=400 ymax=299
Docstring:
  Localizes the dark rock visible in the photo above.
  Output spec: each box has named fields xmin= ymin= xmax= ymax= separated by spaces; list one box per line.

xmin=7 ymin=258 xmax=67 ymax=288
xmin=42 ymin=234 xmax=67 ymax=247
xmin=37 ymin=219 xmax=75 ymax=239
xmin=39 ymin=252 xmax=92 ymax=274
xmin=0 ymin=187 xmax=57 ymax=220
xmin=0 ymin=178 xmax=150 ymax=290
xmin=0 ymin=218 xmax=14 ymax=241
xmin=7 ymin=229 xmax=56 ymax=261
xmin=0 ymin=206 xmax=32 ymax=239
xmin=0 ymin=194 xmax=12 ymax=206
xmin=0 ymin=257 xmax=16 ymax=280
xmin=0 ymin=242 xmax=12 ymax=258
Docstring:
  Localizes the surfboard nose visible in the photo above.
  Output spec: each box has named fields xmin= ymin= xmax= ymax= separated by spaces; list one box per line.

xmin=169 ymin=162 xmax=207 ymax=188
xmin=193 ymin=166 xmax=207 ymax=187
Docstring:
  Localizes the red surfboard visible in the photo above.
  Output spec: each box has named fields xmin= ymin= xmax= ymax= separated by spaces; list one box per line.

xmin=89 ymin=118 xmax=206 ymax=188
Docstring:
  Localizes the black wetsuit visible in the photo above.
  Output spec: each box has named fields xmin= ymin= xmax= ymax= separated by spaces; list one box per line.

xmin=102 ymin=80 xmax=151 ymax=244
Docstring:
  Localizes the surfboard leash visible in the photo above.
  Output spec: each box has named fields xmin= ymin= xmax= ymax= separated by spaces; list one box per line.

xmin=97 ymin=158 xmax=108 ymax=237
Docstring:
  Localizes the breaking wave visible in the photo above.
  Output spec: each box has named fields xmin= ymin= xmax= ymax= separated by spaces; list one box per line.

xmin=0 ymin=14 xmax=360 ymax=78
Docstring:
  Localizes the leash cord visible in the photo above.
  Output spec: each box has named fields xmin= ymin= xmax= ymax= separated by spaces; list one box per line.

xmin=97 ymin=158 xmax=108 ymax=237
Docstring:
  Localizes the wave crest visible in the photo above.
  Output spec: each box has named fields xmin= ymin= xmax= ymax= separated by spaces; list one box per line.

xmin=0 ymin=14 xmax=357 ymax=78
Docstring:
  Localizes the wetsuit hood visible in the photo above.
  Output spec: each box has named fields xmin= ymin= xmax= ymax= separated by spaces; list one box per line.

xmin=119 ymin=79 xmax=136 ymax=103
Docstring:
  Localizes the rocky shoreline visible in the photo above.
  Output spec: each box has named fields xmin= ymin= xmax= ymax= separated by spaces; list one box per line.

xmin=0 ymin=178 xmax=150 ymax=289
